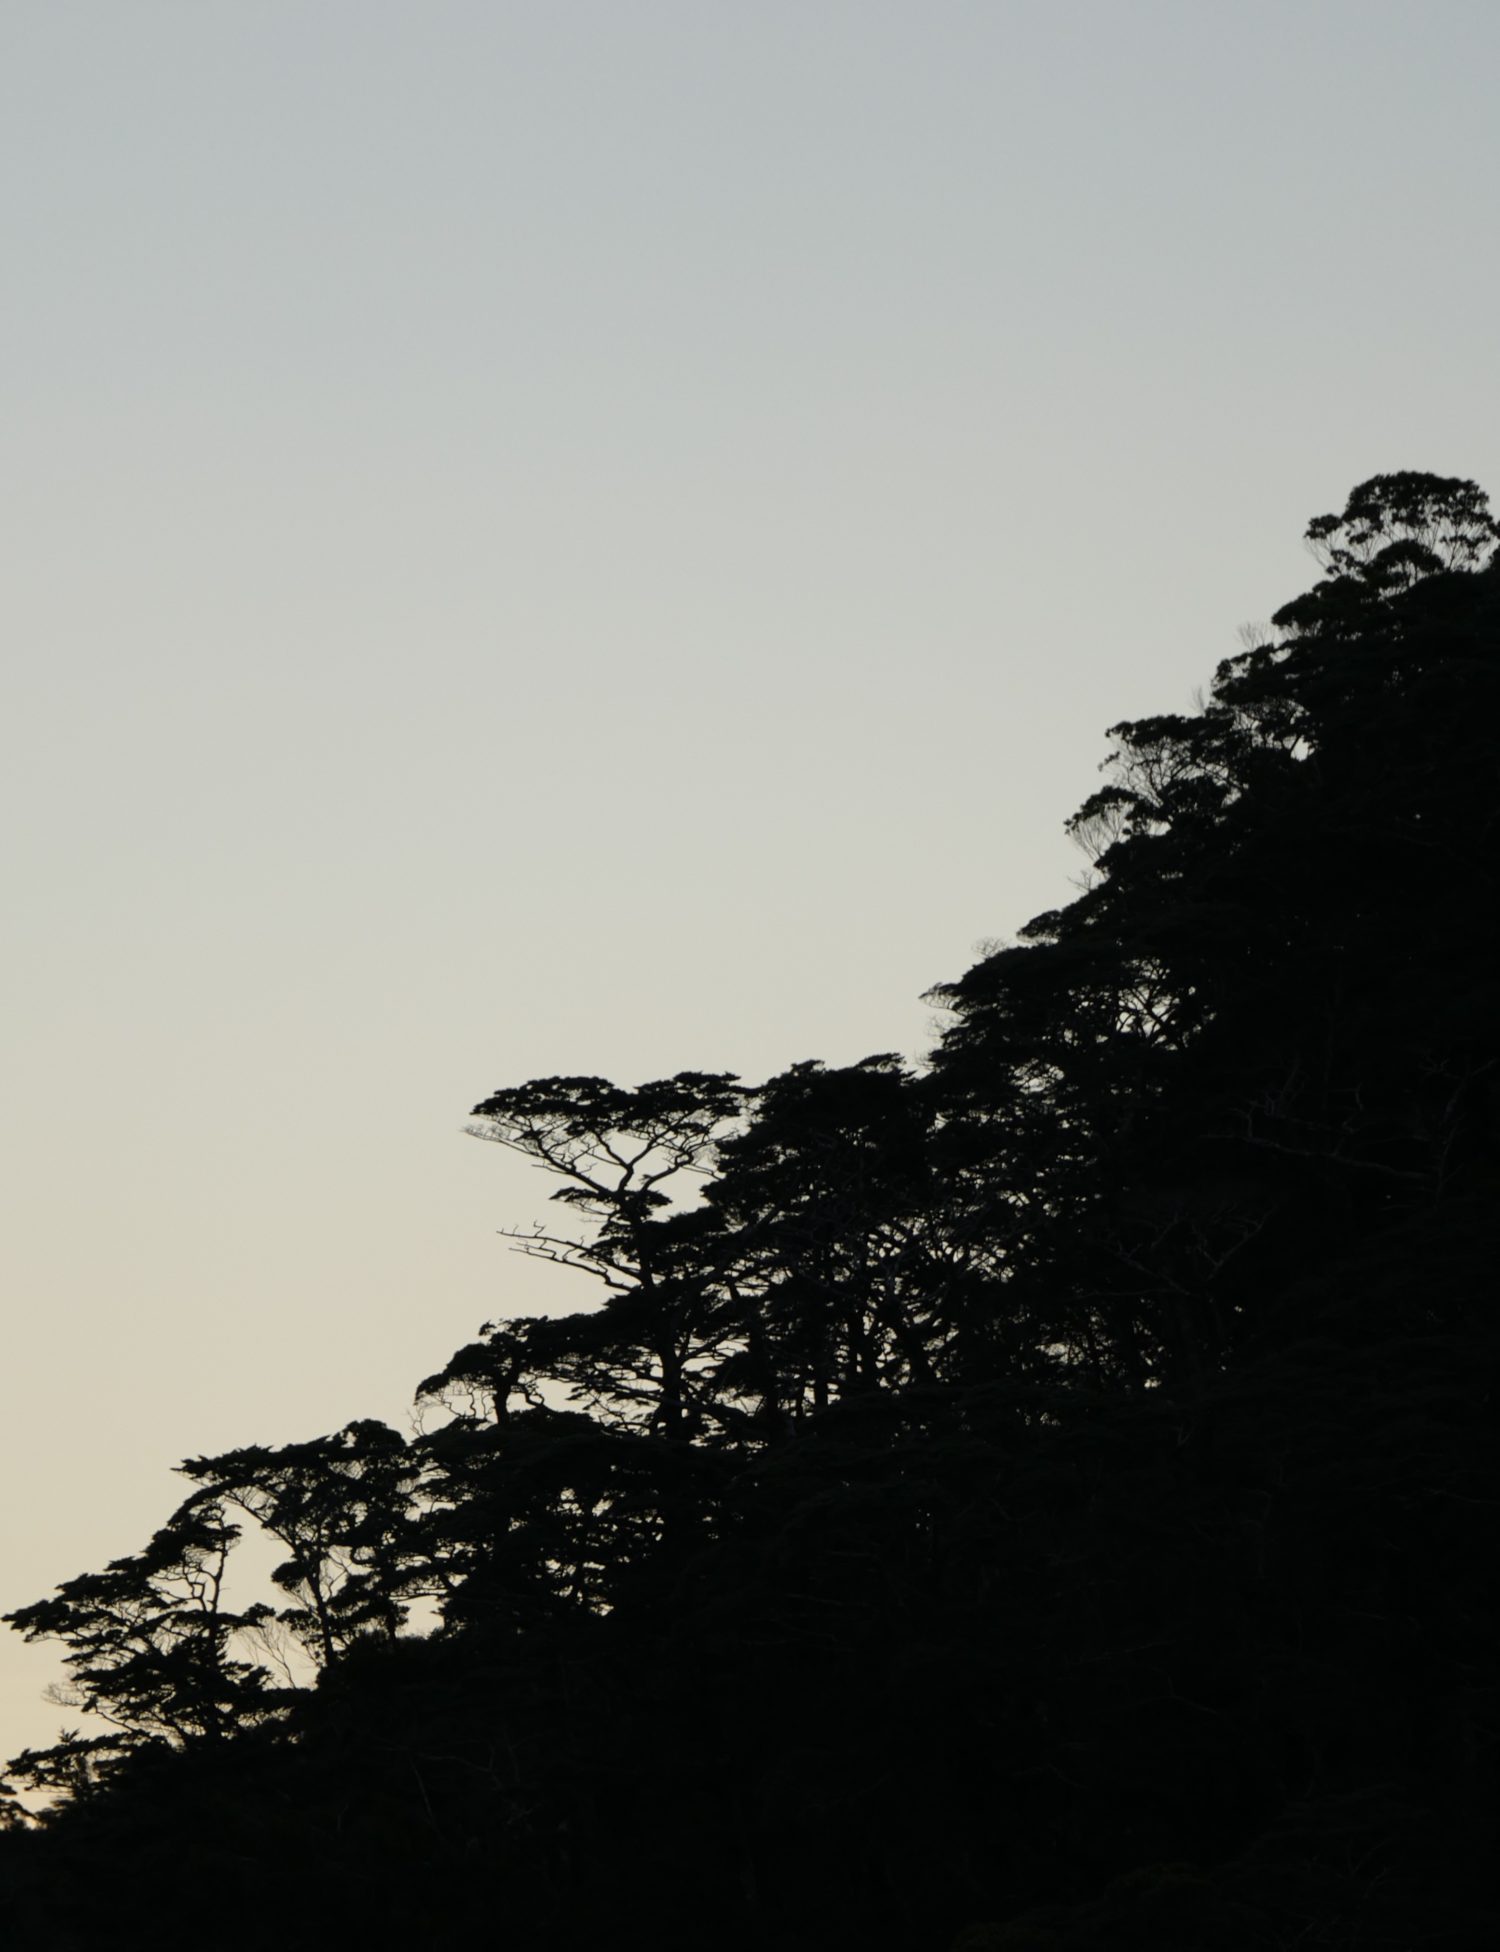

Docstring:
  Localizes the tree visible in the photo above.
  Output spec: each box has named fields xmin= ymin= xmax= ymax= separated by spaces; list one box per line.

xmin=705 ymin=1055 xmax=950 ymax=1419
xmin=1303 ymin=470 xmax=1497 ymax=586
xmin=462 ymin=1072 xmax=744 ymax=1438
xmin=176 ymin=1421 xmax=425 ymax=1670
xmin=1268 ymin=471 xmax=1497 ymax=641
xmin=2 ymin=1500 xmax=282 ymax=1799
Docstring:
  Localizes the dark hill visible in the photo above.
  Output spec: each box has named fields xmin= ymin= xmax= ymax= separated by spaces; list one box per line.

xmin=5 ymin=475 xmax=1497 ymax=1949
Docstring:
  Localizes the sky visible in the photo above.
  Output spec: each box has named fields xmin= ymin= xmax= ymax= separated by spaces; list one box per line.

xmin=3 ymin=0 xmax=1498 ymax=1760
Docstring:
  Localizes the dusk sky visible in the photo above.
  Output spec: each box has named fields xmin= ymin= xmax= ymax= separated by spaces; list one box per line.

xmin=4 ymin=0 xmax=1497 ymax=1757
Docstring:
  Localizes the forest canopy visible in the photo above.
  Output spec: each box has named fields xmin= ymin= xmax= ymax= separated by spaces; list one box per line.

xmin=3 ymin=474 xmax=1497 ymax=1950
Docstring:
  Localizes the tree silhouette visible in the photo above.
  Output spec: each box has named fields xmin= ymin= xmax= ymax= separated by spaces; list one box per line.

xmin=4 ymin=475 xmax=1497 ymax=1951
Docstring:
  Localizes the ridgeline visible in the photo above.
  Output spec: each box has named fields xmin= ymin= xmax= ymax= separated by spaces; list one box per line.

xmin=5 ymin=475 xmax=1497 ymax=1949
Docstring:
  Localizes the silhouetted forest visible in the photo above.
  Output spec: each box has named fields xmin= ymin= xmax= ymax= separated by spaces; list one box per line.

xmin=4 ymin=474 xmax=1497 ymax=1949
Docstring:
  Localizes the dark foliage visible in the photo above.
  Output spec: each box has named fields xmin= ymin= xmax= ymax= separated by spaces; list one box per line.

xmin=4 ymin=475 xmax=1497 ymax=1949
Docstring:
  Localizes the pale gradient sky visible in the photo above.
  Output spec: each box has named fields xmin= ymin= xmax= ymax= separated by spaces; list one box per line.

xmin=4 ymin=0 xmax=1497 ymax=1757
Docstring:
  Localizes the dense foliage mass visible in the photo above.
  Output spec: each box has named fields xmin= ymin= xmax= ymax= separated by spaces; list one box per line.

xmin=3 ymin=475 xmax=1497 ymax=1948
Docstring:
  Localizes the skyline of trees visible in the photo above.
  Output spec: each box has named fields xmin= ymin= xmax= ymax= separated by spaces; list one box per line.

xmin=4 ymin=473 xmax=1496 ymax=1947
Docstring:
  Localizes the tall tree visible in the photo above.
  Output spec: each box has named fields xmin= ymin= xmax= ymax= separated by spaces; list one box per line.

xmin=463 ymin=1073 xmax=743 ymax=1437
